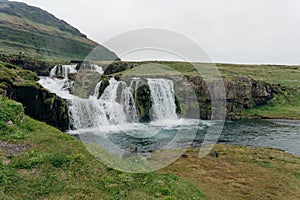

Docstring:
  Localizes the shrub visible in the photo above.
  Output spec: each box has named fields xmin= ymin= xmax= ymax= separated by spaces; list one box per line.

xmin=0 ymin=97 xmax=24 ymax=124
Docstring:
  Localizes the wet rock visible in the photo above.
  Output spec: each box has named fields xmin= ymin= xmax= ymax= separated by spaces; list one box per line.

xmin=122 ymin=146 xmax=138 ymax=159
xmin=181 ymin=154 xmax=188 ymax=158
xmin=210 ymin=150 xmax=219 ymax=158
xmin=7 ymin=84 xmax=69 ymax=131
xmin=68 ymin=73 xmax=77 ymax=81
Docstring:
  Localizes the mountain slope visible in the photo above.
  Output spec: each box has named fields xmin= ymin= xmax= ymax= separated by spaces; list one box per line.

xmin=0 ymin=0 xmax=118 ymax=62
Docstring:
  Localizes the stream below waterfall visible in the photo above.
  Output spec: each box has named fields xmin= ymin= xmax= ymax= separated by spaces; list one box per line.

xmin=39 ymin=65 xmax=300 ymax=156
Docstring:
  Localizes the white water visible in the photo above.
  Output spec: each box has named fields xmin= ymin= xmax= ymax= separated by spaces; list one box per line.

xmin=67 ymin=78 xmax=140 ymax=130
xmin=39 ymin=76 xmax=74 ymax=99
xmin=50 ymin=65 xmax=77 ymax=78
xmin=119 ymin=81 xmax=139 ymax=122
xmin=40 ymin=65 xmax=181 ymax=132
xmin=50 ymin=64 xmax=103 ymax=78
xmin=147 ymin=78 xmax=178 ymax=121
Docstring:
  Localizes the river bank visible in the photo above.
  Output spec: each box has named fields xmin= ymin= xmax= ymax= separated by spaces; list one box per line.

xmin=0 ymin=97 xmax=299 ymax=199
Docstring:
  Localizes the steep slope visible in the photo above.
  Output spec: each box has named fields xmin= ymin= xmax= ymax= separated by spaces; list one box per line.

xmin=0 ymin=0 xmax=118 ymax=62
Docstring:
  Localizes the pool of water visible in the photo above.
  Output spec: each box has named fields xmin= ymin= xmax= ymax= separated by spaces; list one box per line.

xmin=72 ymin=119 xmax=300 ymax=156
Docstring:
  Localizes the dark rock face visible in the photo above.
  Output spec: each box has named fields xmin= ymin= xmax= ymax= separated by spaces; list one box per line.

xmin=7 ymin=84 xmax=69 ymax=131
xmin=103 ymin=62 xmax=139 ymax=75
xmin=135 ymin=84 xmax=152 ymax=122
xmin=97 ymin=78 xmax=110 ymax=99
xmin=184 ymin=76 xmax=275 ymax=120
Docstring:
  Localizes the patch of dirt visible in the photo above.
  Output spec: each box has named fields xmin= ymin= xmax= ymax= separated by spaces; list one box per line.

xmin=0 ymin=141 xmax=32 ymax=156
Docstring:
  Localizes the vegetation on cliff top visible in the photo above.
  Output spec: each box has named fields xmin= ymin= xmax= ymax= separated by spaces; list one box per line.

xmin=0 ymin=60 xmax=40 ymax=92
xmin=0 ymin=0 xmax=118 ymax=62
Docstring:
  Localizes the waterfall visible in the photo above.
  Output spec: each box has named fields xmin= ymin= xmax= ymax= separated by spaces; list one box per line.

xmin=40 ymin=65 xmax=179 ymax=131
xmin=147 ymin=78 xmax=178 ymax=121
xmin=50 ymin=64 xmax=103 ymax=79
xmin=50 ymin=65 xmax=77 ymax=78
xmin=120 ymin=81 xmax=138 ymax=122
xmin=130 ymin=78 xmax=141 ymax=101
xmin=93 ymin=81 xmax=102 ymax=99
xmin=68 ymin=78 xmax=139 ymax=129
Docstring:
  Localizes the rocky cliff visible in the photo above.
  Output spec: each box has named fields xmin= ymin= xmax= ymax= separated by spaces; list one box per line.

xmin=184 ymin=75 xmax=275 ymax=120
xmin=0 ymin=61 xmax=69 ymax=131
xmin=101 ymin=62 xmax=277 ymax=121
xmin=7 ymin=84 xmax=69 ymax=131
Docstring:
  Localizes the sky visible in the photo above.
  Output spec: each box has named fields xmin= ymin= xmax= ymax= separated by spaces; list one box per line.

xmin=13 ymin=0 xmax=300 ymax=64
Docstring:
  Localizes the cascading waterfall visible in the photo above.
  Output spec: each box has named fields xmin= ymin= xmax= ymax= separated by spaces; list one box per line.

xmin=119 ymin=81 xmax=138 ymax=122
xmin=130 ymin=78 xmax=141 ymax=101
xmin=147 ymin=78 xmax=178 ymax=121
xmin=68 ymin=78 xmax=139 ymax=130
xmin=69 ymin=79 xmax=126 ymax=129
xmin=50 ymin=65 xmax=77 ymax=78
xmin=40 ymin=64 xmax=179 ymax=131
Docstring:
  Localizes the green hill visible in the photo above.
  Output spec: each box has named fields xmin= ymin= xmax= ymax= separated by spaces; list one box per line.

xmin=0 ymin=0 xmax=118 ymax=62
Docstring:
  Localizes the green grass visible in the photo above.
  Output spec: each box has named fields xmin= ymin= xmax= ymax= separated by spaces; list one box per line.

xmin=0 ymin=10 xmax=117 ymax=62
xmin=0 ymin=97 xmax=206 ymax=199
xmin=0 ymin=61 xmax=41 ymax=95
xmin=1 ymin=97 xmax=298 ymax=200
xmin=160 ymin=145 xmax=300 ymax=200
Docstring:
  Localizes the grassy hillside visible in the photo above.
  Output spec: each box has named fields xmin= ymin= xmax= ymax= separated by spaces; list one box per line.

xmin=0 ymin=97 xmax=299 ymax=199
xmin=0 ymin=97 xmax=206 ymax=199
xmin=0 ymin=0 xmax=118 ymax=62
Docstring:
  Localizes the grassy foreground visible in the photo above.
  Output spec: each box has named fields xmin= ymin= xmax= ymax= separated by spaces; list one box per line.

xmin=160 ymin=145 xmax=300 ymax=200
xmin=0 ymin=97 xmax=205 ymax=199
xmin=1 ymin=97 xmax=300 ymax=199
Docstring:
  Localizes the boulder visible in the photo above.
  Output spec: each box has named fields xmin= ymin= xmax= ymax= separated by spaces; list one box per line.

xmin=6 ymin=120 xmax=14 ymax=126
xmin=122 ymin=146 xmax=138 ymax=159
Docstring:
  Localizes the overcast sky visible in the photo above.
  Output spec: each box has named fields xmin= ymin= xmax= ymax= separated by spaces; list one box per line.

xmin=13 ymin=0 xmax=300 ymax=64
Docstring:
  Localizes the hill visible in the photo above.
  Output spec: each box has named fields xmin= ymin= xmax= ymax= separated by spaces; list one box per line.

xmin=0 ymin=0 xmax=118 ymax=62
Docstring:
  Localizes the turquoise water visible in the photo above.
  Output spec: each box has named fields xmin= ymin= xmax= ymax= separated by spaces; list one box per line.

xmin=76 ymin=119 xmax=300 ymax=156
